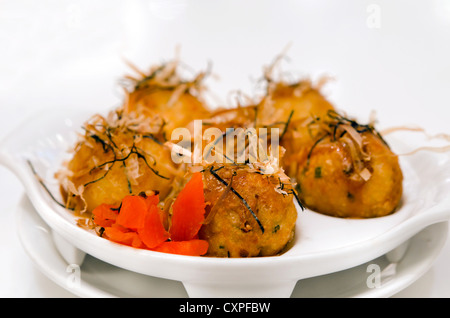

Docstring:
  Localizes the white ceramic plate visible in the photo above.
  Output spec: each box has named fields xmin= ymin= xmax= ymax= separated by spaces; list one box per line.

xmin=1 ymin=108 xmax=450 ymax=297
xmin=16 ymin=194 xmax=449 ymax=298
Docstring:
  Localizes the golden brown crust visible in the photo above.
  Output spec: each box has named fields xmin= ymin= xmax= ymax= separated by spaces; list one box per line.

xmin=294 ymin=132 xmax=403 ymax=218
xmin=122 ymin=60 xmax=211 ymax=138
xmin=58 ymin=110 xmax=179 ymax=214
xmin=259 ymin=79 xmax=403 ymax=218
xmin=199 ymin=166 xmax=297 ymax=257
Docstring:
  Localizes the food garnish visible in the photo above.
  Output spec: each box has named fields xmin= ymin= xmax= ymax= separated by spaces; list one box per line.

xmin=92 ymin=173 xmax=208 ymax=256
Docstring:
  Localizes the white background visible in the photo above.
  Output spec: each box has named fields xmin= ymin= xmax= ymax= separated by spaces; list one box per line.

xmin=0 ymin=0 xmax=449 ymax=297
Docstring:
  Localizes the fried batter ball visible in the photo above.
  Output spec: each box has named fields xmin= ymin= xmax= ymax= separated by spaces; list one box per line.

xmin=290 ymin=111 xmax=403 ymax=218
xmin=122 ymin=60 xmax=211 ymax=137
xmin=251 ymin=73 xmax=403 ymax=218
xmin=256 ymin=80 xmax=335 ymax=127
xmin=198 ymin=165 xmax=298 ymax=257
xmin=58 ymin=109 xmax=179 ymax=214
xmin=255 ymin=79 xmax=335 ymax=170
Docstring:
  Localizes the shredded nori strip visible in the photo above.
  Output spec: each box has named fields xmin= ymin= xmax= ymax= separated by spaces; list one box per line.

xmin=27 ymin=159 xmax=73 ymax=210
xmin=276 ymin=178 xmax=305 ymax=211
xmin=209 ymin=166 xmax=265 ymax=234
xmin=122 ymin=161 xmax=133 ymax=194
xmin=289 ymin=188 xmax=305 ymax=211
xmin=280 ymin=110 xmax=294 ymax=141
xmin=85 ymin=144 xmax=170 ymax=189
xmin=142 ymin=133 xmax=163 ymax=145
xmin=89 ymin=134 xmax=110 ymax=153
xmin=326 ymin=110 xmax=390 ymax=148
xmin=305 ymin=134 xmax=327 ymax=171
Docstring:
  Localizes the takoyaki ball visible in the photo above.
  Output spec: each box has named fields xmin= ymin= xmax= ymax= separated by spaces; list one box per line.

xmin=255 ymin=80 xmax=336 ymax=173
xmin=59 ymin=111 xmax=178 ymax=214
xmin=123 ymin=62 xmax=211 ymax=137
xmin=256 ymin=80 xmax=335 ymax=128
xmin=296 ymin=131 xmax=403 ymax=218
xmin=125 ymin=89 xmax=210 ymax=137
xmin=199 ymin=165 xmax=298 ymax=257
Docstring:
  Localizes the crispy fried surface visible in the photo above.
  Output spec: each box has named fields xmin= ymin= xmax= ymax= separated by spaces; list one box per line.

xmin=59 ymin=111 xmax=179 ymax=214
xmin=122 ymin=60 xmax=211 ymax=137
xmin=257 ymin=81 xmax=335 ymax=127
xmin=125 ymin=89 xmax=210 ymax=137
xmin=199 ymin=166 xmax=297 ymax=257
xmin=259 ymin=81 xmax=403 ymax=218
xmin=293 ymin=131 xmax=403 ymax=218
